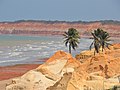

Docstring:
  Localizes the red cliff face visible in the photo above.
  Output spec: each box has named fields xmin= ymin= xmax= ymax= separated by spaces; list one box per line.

xmin=0 ymin=21 xmax=120 ymax=37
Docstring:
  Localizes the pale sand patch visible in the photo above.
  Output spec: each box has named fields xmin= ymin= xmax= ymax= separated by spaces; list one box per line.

xmin=0 ymin=79 xmax=12 ymax=90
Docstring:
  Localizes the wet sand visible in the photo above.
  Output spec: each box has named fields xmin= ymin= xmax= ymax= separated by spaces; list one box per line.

xmin=0 ymin=64 xmax=40 ymax=81
xmin=0 ymin=58 xmax=48 ymax=81
xmin=0 ymin=64 xmax=42 ymax=90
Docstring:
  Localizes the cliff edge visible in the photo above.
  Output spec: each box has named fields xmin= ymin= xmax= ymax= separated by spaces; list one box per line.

xmin=6 ymin=44 xmax=120 ymax=90
xmin=0 ymin=20 xmax=120 ymax=37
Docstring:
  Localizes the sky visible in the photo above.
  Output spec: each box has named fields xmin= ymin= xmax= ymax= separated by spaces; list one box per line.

xmin=0 ymin=0 xmax=120 ymax=21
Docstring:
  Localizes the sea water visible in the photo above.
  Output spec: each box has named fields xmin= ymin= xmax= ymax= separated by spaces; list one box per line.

xmin=0 ymin=34 xmax=92 ymax=66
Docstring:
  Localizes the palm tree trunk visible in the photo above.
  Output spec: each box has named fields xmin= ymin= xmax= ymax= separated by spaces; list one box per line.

xmin=69 ymin=44 xmax=71 ymax=54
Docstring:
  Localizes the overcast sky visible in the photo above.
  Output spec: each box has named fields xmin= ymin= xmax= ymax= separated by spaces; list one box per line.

xmin=0 ymin=0 xmax=120 ymax=21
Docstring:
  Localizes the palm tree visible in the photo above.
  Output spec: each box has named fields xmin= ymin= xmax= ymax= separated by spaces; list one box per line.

xmin=63 ymin=28 xmax=80 ymax=54
xmin=90 ymin=31 xmax=101 ymax=55
xmin=98 ymin=29 xmax=112 ymax=52
xmin=90 ymin=28 xmax=112 ymax=55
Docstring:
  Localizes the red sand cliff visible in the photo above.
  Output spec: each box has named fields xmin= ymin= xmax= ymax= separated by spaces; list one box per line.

xmin=0 ymin=21 xmax=120 ymax=37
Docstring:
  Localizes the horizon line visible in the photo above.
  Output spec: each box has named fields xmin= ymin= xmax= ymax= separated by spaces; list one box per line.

xmin=0 ymin=19 xmax=120 ymax=23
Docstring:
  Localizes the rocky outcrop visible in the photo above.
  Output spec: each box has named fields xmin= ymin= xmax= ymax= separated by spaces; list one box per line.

xmin=6 ymin=44 xmax=120 ymax=90
xmin=0 ymin=20 xmax=120 ymax=37
xmin=6 ymin=51 xmax=81 ymax=90
xmin=76 ymin=44 xmax=120 ymax=77
xmin=46 ymin=72 xmax=72 ymax=90
xmin=66 ymin=44 xmax=120 ymax=90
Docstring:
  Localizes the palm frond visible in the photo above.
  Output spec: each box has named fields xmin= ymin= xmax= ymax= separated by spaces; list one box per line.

xmin=91 ymin=32 xmax=100 ymax=41
xmin=90 ymin=28 xmax=112 ymax=54
xmin=63 ymin=28 xmax=80 ymax=54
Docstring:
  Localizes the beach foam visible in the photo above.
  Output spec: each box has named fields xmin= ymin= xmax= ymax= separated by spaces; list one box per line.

xmin=0 ymin=57 xmax=29 ymax=64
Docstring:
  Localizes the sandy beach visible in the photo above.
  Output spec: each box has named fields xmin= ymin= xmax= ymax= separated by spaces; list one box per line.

xmin=0 ymin=64 xmax=39 ymax=90
xmin=0 ymin=64 xmax=40 ymax=90
xmin=0 ymin=57 xmax=48 ymax=90
xmin=0 ymin=57 xmax=48 ymax=80
xmin=0 ymin=64 xmax=40 ymax=81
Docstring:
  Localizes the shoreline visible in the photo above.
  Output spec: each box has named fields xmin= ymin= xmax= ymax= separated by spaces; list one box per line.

xmin=0 ymin=32 xmax=120 ymax=36
xmin=0 ymin=34 xmax=120 ymax=40
xmin=0 ymin=44 xmax=120 ymax=90
xmin=0 ymin=35 xmax=119 ymax=81
xmin=0 ymin=58 xmax=48 ymax=81
xmin=0 ymin=64 xmax=40 ymax=81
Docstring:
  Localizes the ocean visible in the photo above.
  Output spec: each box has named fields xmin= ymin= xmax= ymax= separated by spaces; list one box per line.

xmin=0 ymin=34 xmax=93 ymax=66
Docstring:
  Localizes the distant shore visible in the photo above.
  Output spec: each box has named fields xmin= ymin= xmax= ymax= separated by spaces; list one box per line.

xmin=0 ymin=33 xmax=120 ymax=39
xmin=0 ymin=20 xmax=120 ymax=38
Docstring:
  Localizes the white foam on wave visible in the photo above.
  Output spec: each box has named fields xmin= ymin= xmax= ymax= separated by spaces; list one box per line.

xmin=51 ymin=41 xmax=55 ymax=43
xmin=28 ymin=47 xmax=42 ymax=51
xmin=9 ymin=52 xmax=23 ymax=57
xmin=26 ymin=44 xmax=30 ymax=46
xmin=42 ymin=52 xmax=49 ymax=55
xmin=22 ymin=47 xmax=28 ymax=51
xmin=41 ymin=42 xmax=47 ymax=44
xmin=27 ymin=44 xmax=38 ymax=48
xmin=36 ymin=51 xmax=49 ymax=58
xmin=40 ymin=46 xmax=49 ymax=49
xmin=21 ymin=47 xmax=42 ymax=51
xmin=0 ymin=51 xmax=3 ymax=54
xmin=55 ymin=41 xmax=62 ymax=44
xmin=3 ymin=52 xmax=23 ymax=58
xmin=0 ymin=57 xmax=29 ymax=64
xmin=23 ymin=44 xmax=44 ymax=51
xmin=47 ymin=42 xmax=53 ymax=45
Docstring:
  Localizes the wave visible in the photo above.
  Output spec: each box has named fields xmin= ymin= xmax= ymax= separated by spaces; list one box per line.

xmin=51 ymin=41 xmax=55 ymax=43
xmin=47 ymin=42 xmax=53 ymax=45
xmin=41 ymin=42 xmax=47 ymax=44
xmin=9 ymin=52 xmax=23 ymax=57
xmin=27 ymin=47 xmax=42 ymax=51
xmin=40 ymin=46 xmax=50 ymax=49
xmin=3 ymin=52 xmax=23 ymax=58
xmin=0 ymin=57 xmax=29 ymax=64
xmin=41 ymin=52 xmax=49 ymax=56
xmin=0 ymin=51 xmax=3 ymax=54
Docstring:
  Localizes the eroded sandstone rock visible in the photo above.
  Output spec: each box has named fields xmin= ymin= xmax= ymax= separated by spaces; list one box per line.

xmin=6 ymin=44 xmax=120 ymax=90
xmin=6 ymin=51 xmax=80 ymax=90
